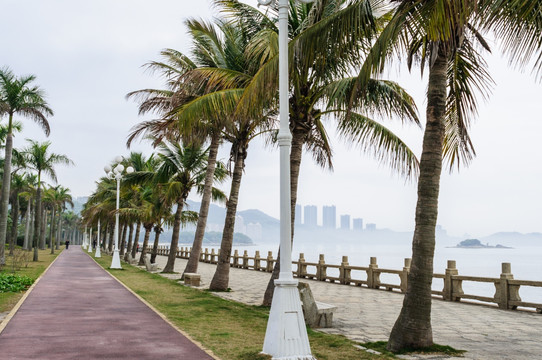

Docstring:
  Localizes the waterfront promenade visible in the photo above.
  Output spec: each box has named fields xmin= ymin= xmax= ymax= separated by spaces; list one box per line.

xmin=0 ymin=247 xmax=214 ymax=360
xmin=152 ymin=254 xmax=542 ymax=360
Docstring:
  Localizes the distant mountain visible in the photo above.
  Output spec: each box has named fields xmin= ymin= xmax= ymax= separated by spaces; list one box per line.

xmin=480 ymin=232 xmax=542 ymax=245
xmin=238 ymin=209 xmax=279 ymax=227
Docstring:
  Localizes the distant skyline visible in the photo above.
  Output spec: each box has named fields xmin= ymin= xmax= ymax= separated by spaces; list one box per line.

xmin=1 ymin=0 xmax=540 ymax=238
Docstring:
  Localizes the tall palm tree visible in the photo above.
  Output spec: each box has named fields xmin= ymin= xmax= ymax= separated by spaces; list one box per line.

xmin=154 ymin=141 xmax=224 ymax=273
xmin=215 ymin=0 xmax=421 ymax=304
xmin=0 ymin=68 xmax=52 ymax=264
xmin=45 ymin=185 xmax=73 ymax=253
xmin=351 ymin=0 xmax=495 ymax=351
xmin=23 ymin=140 xmax=73 ymax=261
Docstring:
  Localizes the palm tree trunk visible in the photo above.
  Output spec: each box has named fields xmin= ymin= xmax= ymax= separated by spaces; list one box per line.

xmin=0 ymin=123 xmax=14 ymax=265
xmin=162 ymin=200 xmax=185 ymax=273
xmin=263 ymin=128 xmax=307 ymax=305
xmin=387 ymin=46 xmax=448 ymax=352
xmin=40 ymin=208 xmax=47 ymax=249
xmin=150 ymin=226 xmax=162 ymax=264
xmin=9 ymin=192 xmax=19 ymax=256
xmin=49 ymin=208 xmax=56 ymax=254
xmin=119 ymin=223 xmax=127 ymax=255
xmin=183 ymin=133 xmax=220 ymax=277
xmin=131 ymin=222 xmax=141 ymax=259
xmin=124 ymin=223 xmax=134 ymax=261
xmin=56 ymin=215 xmax=62 ymax=250
xmin=137 ymin=225 xmax=153 ymax=266
xmin=108 ymin=224 xmax=114 ymax=253
xmin=32 ymin=180 xmax=42 ymax=262
xmin=210 ymin=149 xmax=246 ymax=291
xmin=23 ymin=203 xmax=32 ymax=250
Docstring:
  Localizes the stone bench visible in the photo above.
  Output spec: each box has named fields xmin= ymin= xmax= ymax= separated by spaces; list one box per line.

xmin=143 ymin=255 xmax=158 ymax=272
xmin=184 ymin=273 xmax=201 ymax=287
xmin=298 ymin=282 xmax=337 ymax=328
xmin=125 ymin=254 xmax=138 ymax=265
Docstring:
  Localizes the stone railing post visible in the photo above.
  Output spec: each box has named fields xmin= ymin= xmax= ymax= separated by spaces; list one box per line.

xmin=210 ymin=249 xmax=217 ymax=264
xmin=316 ymin=254 xmax=327 ymax=281
xmin=367 ymin=257 xmax=380 ymax=289
xmin=496 ymin=262 xmax=520 ymax=310
xmin=444 ymin=260 xmax=458 ymax=300
xmin=266 ymin=251 xmax=274 ymax=272
xmin=400 ymin=258 xmax=411 ymax=293
xmin=205 ymin=248 xmax=211 ymax=262
xmin=200 ymin=248 xmax=207 ymax=262
xmin=254 ymin=251 xmax=261 ymax=271
xmin=233 ymin=249 xmax=240 ymax=267
xmin=297 ymin=253 xmax=307 ymax=278
xmin=242 ymin=250 xmax=249 ymax=269
xmin=340 ymin=256 xmax=351 ymax=284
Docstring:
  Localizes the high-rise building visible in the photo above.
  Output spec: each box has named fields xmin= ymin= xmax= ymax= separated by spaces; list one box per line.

xmin=366 ymin=223 xmax=376 ymax=231
xmin=295 ymin=204 xmax=302 ymax=225
xmin=322 ymin=205 xmax=336 ymax=229
xmin=340 ymin=215 xmax=350 ymax=230
xmin=246 ymin=222 xmax=263 ymax=242
xmin=304 ymin=205 xmax=317 ymax=227
xmin=353 ymin=218 xmax=363 ymax=230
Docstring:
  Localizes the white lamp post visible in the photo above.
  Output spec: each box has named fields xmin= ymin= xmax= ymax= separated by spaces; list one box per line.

xmin=95 ymin=219 xmax=101 ymax=258
xmin=258 ymin=0 xmax=315 ymax=359
xmin=83 ymin=225 xmax=88 ymax=249
xmin=104 ymin=156 xmax=134 ymax=269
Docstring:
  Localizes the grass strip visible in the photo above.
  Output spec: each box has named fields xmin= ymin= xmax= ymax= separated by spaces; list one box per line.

xmin=92 ymin=254 xmax=394 ymax=360
xmin=0 ymin=249 xmax=61 ymax=312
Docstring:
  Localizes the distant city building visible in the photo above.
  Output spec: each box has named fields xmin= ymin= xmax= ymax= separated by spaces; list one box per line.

xmin=246 ymin=222 xmax=263 ymax=242
xmin=353 ymin=218 xmax=363 ymax=230
xmin=340 ymin=215 xmax=350 ymax=230
xmin=295 ymin=204 xmax=302 ymax=225
xmin=234 ymin=215 xmax=246 ymax=234
xmin=322 ymin=205 xmax=336 ymax=229
xmin=366 ymin=223 xmax=376 ymax=231
xmin=304 ymin=205 xmax=317 ymax=227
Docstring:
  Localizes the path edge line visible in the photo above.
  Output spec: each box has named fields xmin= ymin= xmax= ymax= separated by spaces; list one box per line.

xmin=0 ymin=250 xmax=65 ymax=335
xmin=86 ymin=252 xmax=221 ymax=360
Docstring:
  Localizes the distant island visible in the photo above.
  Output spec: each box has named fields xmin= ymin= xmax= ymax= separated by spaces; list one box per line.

xmin=454 ymin=239 xmax=512 ymax=249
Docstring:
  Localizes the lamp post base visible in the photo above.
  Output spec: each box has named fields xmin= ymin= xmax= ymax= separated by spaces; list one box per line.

xmin=87 ymin=244 xmax=93 ymax=253
xmin=110 ymin=249 xmax=122 ymax=269
xmin=95 ymin=247 xmax=101 ymax=258
xmin=262 ymin=278 xmax=315 ymax=360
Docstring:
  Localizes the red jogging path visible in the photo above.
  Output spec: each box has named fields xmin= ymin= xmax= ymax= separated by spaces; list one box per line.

xmin=0 ymin=246 xmax=214 ymax=360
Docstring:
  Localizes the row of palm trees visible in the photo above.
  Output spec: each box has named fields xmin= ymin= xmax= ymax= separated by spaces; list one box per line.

xmin=0 ymin=67 xmax=76 ymax=263
xmin=83 ymin=0 xmax=541 ymax=353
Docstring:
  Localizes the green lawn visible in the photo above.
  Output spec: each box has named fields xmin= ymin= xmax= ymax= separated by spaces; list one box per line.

xmin=92 ymin=253 xmax=394 ymax=360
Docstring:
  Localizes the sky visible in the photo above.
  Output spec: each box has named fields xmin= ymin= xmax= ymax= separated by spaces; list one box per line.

xmin=0 ymin=0 xmax=540 ymax=238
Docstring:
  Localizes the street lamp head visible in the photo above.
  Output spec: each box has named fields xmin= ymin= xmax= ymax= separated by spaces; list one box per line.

xmin=114 ymin=155 xmax=123 ymax=163
xmin=104 ymin=165 xmax=112 ymax=173
xmin=126 ymin=166 xmax=134 ymax=174
xmin=116 ymin=164 xmax=125 ymax=173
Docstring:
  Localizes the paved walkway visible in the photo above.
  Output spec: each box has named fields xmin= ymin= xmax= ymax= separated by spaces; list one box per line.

xmin=151 ymin=254 xmax=542 ymax=360
xmin=0 ymin=247 xmax=214 ymax=360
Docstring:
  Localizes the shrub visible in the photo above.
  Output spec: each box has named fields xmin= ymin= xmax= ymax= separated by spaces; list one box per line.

xmin=0 ymin=273 xmax=34 ymax=292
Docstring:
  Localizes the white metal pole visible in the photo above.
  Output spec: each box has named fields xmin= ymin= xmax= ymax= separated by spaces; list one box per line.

xmin=87 ymin=226 xmax=93 ymax=253
xmin=110 ymin=176 xmax=122 ymax=269
xmin=95 ymin=219 xmax=101 ymax=258
xmin=261 ymin=0 xmax=314 ymax=358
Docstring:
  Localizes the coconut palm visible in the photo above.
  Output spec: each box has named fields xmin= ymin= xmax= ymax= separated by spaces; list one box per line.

xmin=154 ymin=141 xmax=225 ymax=273
xmin=0 ymin=67 xmax=53 ymax=264
xmin=349 ymin=0 xmax=495 ymax=351
xmin=23 ymin=140 xmax=73 ymax=261
xmin=215 ymin=0 xmax=420 ymax=304
xmin=45 ymin=185 xmax=73 ymax=253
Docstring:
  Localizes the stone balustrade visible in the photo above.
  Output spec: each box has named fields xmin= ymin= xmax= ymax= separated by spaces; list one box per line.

xmin=146 ymin=245 xmax=542 ymax=313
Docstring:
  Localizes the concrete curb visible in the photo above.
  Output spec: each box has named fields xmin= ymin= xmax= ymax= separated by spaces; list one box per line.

xmin=0 ymin=249 xmax=64 ymax=335
xmin=84 ymin=250 xmax=222 ymax=360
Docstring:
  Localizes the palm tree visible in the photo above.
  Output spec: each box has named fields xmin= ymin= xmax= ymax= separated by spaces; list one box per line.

xmin=0 ymin=67 xmax=53 ymax=264
xmin=45 ymin=185 xmax=73 ymax=253
xmin=349 ymin=0 xmax=495 ymax=351
xmin=154 ymin=141 xmax=223 ymax=273
xmin=23 ymin=140 xmax=73 ymax=261
xmin=215 ymin=0 xmax=420 ymax=304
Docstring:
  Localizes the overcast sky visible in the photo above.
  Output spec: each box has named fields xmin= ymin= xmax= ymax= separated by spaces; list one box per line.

xmin=1 ymin=0 xmax=540 ymax=238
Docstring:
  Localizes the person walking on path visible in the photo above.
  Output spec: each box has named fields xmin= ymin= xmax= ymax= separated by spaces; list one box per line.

xmin=64 ymin=239 xmax=69 ymax=249
xmin=0 ymin=246 xmax=214 ymax=359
